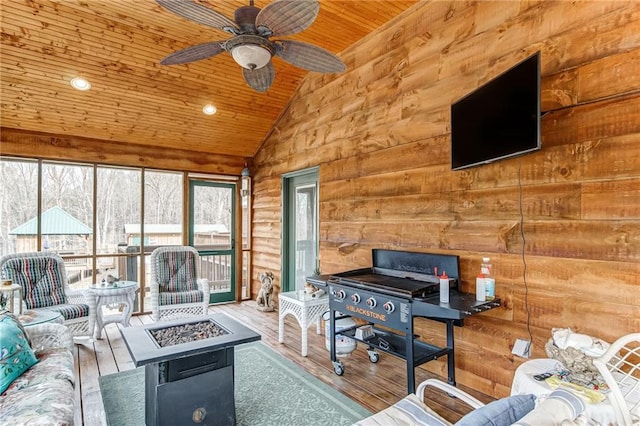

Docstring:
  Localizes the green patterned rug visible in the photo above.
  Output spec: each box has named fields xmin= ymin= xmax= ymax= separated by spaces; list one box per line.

xmin=99 ymin=341 xmax=371 ymax=425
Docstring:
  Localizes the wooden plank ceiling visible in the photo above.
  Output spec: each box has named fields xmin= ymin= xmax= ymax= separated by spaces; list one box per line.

xmin=1 ymin=0 xmax=417 ymax=159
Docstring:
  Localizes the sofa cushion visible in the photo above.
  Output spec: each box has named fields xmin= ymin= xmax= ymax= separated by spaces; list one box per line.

xmin=0 ymin=377 xmax=75 ymax=425
xmin=6 ymin=348 xmax=75 ymax=392
xmin=0 ymin=313 xmax=38 ymax=394
xmin=455 ymin=394 xmax=536 ymax=426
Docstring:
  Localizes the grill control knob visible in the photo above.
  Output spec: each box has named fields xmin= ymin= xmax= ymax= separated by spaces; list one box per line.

xmin=333 ymin=289 xmax=346 ymax=300
xmin=383 ymin=301 xmax=395 ymax=314
xmin=366 ymin=297 xmax=377 ymax=308
xmin=351 ymin=294 xmax=361 ymax=304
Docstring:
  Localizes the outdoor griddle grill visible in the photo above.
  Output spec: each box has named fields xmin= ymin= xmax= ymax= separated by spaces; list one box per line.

xmin=317 ymin=249 xmax=500 ymax=394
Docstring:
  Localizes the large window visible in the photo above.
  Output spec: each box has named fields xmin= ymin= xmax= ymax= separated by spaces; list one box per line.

xmin=1 ymin=157 xmax=249 ymax=312
xmin=1 ymin=159 xmax=38 ymax=254
xmin=1 ymin=158 xmax=194 ymax=313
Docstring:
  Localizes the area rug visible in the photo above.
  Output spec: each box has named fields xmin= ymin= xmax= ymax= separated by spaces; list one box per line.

xmin=99 ymin=341 xmax=371 ymax=425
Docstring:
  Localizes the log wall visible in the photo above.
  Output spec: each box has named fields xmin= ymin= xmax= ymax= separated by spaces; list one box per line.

xmin=251 ymin=1 xmax=640 ymax=397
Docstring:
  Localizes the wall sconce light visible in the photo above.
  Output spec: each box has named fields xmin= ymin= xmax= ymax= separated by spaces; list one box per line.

xmin=241 ymin=163 xmax=251 ymax=198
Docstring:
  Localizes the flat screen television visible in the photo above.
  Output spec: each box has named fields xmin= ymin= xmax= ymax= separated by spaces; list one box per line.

xmin=450 ymin=51 xmax=541 ymax=170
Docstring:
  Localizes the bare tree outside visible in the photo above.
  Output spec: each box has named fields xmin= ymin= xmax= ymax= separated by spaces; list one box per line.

xmin=1 ymin=157 xmax=240 ymax=306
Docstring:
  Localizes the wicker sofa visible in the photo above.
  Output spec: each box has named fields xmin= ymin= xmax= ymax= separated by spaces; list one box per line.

xmin=0 ymin=316 xmax=76 ymax=425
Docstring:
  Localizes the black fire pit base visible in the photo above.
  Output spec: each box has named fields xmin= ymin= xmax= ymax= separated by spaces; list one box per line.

xmin=145 ymin=347 xmax=235 ymax=426
xmin=120 ymin=314 xmax=261 ymax=426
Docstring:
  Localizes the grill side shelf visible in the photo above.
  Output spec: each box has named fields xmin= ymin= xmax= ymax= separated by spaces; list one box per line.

xmin=341 ymin=327 xmax=452 ymax=367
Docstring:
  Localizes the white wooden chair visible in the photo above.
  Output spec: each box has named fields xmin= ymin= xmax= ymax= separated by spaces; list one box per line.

xmin=149 ymin=246 xmax=210 ymax=321
xmin=593 ymin=333 xmax=640 ymax=425
xmin=0 ymin=251 xmax=96 ymax=338
xmin=355 ymin=378 xmax=587 ymax=425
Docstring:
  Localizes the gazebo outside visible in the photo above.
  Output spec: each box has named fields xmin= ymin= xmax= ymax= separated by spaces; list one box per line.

xmin=9 ymin=206 xmax=94 ymax=284
xmin=9 ymin=206 xmax=93 ymax=253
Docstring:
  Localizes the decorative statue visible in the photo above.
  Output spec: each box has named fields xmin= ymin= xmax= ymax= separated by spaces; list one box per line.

xmin=256 ymin=272 xmax=275 ymax=312
xmin=106 ymin=274 xmax=121 ymax=285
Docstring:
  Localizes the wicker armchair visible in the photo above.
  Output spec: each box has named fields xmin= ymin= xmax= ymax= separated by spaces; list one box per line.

xmin=0 ymin=251 xmax=96 ymax=338
xmin=149 ymin=246 xmax=210 ymax=321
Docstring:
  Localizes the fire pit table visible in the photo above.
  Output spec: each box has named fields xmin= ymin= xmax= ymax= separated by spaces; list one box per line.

xmin=120 ymin=313 xmax=260 ymax=426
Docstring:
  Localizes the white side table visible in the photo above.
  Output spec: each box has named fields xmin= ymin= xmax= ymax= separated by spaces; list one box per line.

xmin=90 ymin=281 xmax=138 ymax=339
xmin=0 ymin=283 xmax=23 ymax=314
xmin=278 ymin=290 xmax=329 ymax=357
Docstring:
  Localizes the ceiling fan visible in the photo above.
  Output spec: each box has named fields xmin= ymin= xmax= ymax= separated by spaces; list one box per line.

xmin=156 ymin=0 xmax=347 ymax=92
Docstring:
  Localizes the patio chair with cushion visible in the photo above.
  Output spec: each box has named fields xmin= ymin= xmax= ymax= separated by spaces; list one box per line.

xmin=355 ymin=378 xmax=587 ymax=426
xmin=149 ymin=246 xmax=210 ymax=321
xmin=0 ymin=251 xmax=96 ymax=338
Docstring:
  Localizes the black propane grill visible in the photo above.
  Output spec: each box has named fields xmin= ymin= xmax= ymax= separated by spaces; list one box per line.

xmin=324 ymin=249 xmax=500 ymax=394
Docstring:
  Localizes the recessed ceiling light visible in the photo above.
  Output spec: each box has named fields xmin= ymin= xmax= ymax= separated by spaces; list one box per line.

xmin=70 ymin=77 xmax=91 ymax=91
xmin=202 ymin=104 xmax=217 ymax=115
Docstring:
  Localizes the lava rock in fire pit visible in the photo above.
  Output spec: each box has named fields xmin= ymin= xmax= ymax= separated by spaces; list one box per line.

xmin=150 ymin=320 xmax=229 ymax=347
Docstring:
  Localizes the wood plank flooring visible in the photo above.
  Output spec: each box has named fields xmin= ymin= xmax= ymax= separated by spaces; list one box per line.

xmin=73 ymin=301 xmax=495 ymax=425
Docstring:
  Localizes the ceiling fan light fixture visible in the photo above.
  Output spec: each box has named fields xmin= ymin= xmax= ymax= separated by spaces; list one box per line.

xmin=231 ymin=44 xmax=272 ymax=70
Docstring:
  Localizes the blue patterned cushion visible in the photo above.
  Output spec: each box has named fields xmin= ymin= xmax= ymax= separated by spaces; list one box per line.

xmin=0 ymin=313 xmax=38 ymax=394
xmin=455 ymin=394 xmax=535 ymax=426
xmin=46 ymin=303 xmax=90 ymax=320
xmin=3 ymin=257 xmax=66 ymax=309
xmin=159 ymin=290 xmax=203 ymax=306
xmin=155 ymin=251 xmax=199 ymax=292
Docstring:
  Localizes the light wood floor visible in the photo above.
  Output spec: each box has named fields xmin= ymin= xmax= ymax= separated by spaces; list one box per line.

xmin=73 ymin=301 xmax=495 ymax=425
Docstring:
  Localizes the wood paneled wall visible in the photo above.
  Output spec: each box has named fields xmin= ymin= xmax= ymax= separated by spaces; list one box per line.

xmin=0 ymin=128 xmax=248 ymax=175
xmin=251 ymin=1 xmax=640 ymax=397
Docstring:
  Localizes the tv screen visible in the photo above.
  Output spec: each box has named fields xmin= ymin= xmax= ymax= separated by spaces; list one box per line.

xmin=450 ymin=51 xmax=541 ymax=170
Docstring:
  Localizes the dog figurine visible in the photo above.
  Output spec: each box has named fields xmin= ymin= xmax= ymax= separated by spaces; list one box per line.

xmin=256 ymin=272 xmax=275 ymax=312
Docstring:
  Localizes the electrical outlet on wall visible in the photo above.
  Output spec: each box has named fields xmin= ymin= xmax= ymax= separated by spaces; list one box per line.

xmin=512 ymin=339 xmax=531 ymax=358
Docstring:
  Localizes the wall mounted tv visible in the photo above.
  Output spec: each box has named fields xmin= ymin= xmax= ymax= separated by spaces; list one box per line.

xmin=450 ymin=51 xmax=541 ymax=170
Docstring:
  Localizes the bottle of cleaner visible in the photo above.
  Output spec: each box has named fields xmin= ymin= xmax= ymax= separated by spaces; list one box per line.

xmin=476 ymin=273 xmax=486 ymax=301
xmin=481 ymin=257 xmax=495 ymax=301
xmin=439 ymin=271 xmax=450 ymax=304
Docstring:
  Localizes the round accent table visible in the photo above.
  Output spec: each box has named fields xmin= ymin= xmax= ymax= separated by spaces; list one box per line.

xmin=90 ymin=281 xmax=138 ymax=339
xmin=18 ymin=310 xmax=64 ymax=327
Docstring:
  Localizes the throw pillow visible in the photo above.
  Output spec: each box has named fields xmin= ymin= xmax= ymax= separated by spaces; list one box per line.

xmin=455 ymin=394 xmax=536 ymax=426
xmin=512 ymin=388 xmax=586 ymax=426
xmin=0 ymin=312 xmax=39 ymax=394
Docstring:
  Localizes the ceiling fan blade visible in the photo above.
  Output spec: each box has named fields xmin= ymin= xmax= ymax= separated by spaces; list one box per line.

xmin=243 ymin=62 xmax=275 ymax=92
xmin=255 ymin=0 xmax=320 ymax=37
xmin=156 ymin=0 xmax=238 ymax=32
xmin=160 ymin=41 xmax=226 ymax=65
xmin=275 ymin=40 xmax=346 ymax=73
